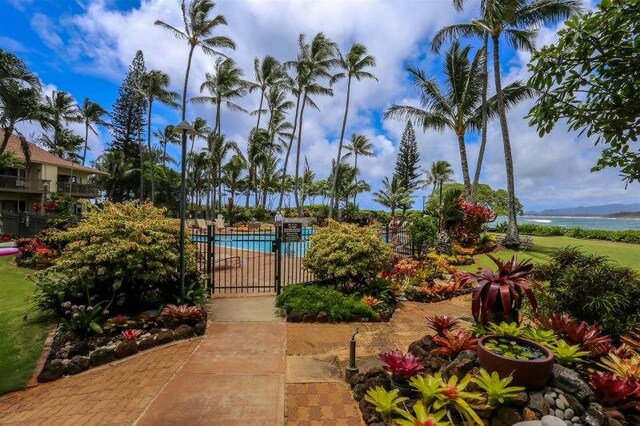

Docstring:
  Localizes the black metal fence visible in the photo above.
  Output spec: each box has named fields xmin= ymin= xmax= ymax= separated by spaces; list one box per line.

xmin=194 ymin=223 xmax=415 ymax=295
xmin=2 ymin=212 xmax=60 ymax=238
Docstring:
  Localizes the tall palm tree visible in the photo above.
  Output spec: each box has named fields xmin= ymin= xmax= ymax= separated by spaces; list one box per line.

xmin=246 ymin=128 xmax=280 ymax=207
xmin=44 ymin=90 xmax=81 ymax=158
xmin=328 ymin=43 xmax=377 ymax=219
xmin=77 ymin=98 xmax=108 ymax=166
xmin=372 ymin=176 xmax=412 ymax=216
xmin=155 ymin=0 xmax=235 ymax=122
xmin=344 ymin=133 xmax=375 ymax=204
xmin=95 ymin=150 xmax=138 ymax=200
xmin=222 ymin=154 xmax=246 ymax=215
xmin=432 ymin=0 xmax=581 ymax=246
xmin=137 ymin=70 xmax=180 ymax=202
xmin=192 ymin=57 xmax=249 ymax=136
xmin=284 ymin=33 xmax=337 ymax=214
xmin=153 ymin=125 xmax=179 ymax=166
xmin=205 ymin=133 xmax=241 ymax=213
xmin=423 ymin=160 xmax=454 ymax=230
xmin=250 ymin=55 xmax=283 ymax=130
xmin=188 ymin=117 xmax=210 ymax=156
xmin=257 ymin=153 xmax=281 ymax=208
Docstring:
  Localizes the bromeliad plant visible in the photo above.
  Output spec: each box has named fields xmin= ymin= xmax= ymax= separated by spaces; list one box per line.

xmin=426 ymin=314 xmax=460 ymax=337
xmin=378 ymin=350 xmax=426 ymax=383
xmin=459 ymin=255 xmax=537 ymax=325
xmin=395 ymin=402 xmax=449 ymax=426
xmin=121 ymin=329 xmax=142 ymax=340
xmin=434 ymin=374 xmax=484 ymax=425
xmin=364 ymin=386 xmax=408 ymax=424
xmin=472 ymin=369 xmax=525 ymax=407
xmin=588 ymin=372 xmax=640 ymax=408
xmin=488 ymin=322 xmax=525 ymax=338
xmin=522 ymin=327 xmax=559 ymax=348
xmin=598 ymin=353 xmax=640 ymax=380
xmin=431 ymin=330 xmax=478 ymax=359
xmin=160 ymin=303 xmax=204 ymax=324
xmin=549 ymin=340 xmax=589 ymax=366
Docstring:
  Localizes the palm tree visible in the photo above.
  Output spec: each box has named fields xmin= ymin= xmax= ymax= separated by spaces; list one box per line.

xmin=250 ymin=55 xmax=283 ymax=130
xmin=385 ymin=42 xmax=531 ymax=199
xmin=153 ymin=125 xmax=179 ymax=166
xmin=188 ymin=117 xmax=210 ymax=156
xmin=222 ymin=154 xmax=246 ymax=216
xmin=77 ymin=98 xmax=108 ymax=166
xmin=284 ymin=33 xmax=337 ymax=214
xmin=372 ymin=176 xmax=412 ymax=215
xmin=246 ymin=128 xmax=280 ymax=207
xmin=257 ymin=153 xmax=281 ymax=208
xmin=155 ymin=0 xmax=235 ymax=122
xmin=432 ymin=0 xmax=581 ymax=246
xmin=205 ymin=133 xmax=240 ymax=213
xmin=328 ymin=43 xmax=377 ymax=219
xmin=423 ymin=160 xmax=454 ymax=230
xmin=192 ymin=57 xmax=249 ymax=136
xmin=43 ymin=90 xmax=81 ymax=158
xmin=344 ymin=133 xmax=375 ymax=204
xmin=137 ymin=70 xmax=180 ymax=202
xmin=95 ymin=150 xmax=138 ymax=200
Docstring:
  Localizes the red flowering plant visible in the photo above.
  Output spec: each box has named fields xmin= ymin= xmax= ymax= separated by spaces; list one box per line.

xmin=121 ymin=329 xmax=143 ymax=340
xmin=452 ymin=201 xmax=495 ymax=247
xmin=15 ymin=238 xmax=60 ymax=269
xmin=378 ymin=349 xmax=426 ymax=384
xmin=427 ymin=315 xmax=460 ymax=337
xmin=431 ymin=330 xmax=479 ymax=358
xmin=588 ymin=372 xmax=640 ymax=408
xmin=379 ymin=257 xmax=459 ymax=299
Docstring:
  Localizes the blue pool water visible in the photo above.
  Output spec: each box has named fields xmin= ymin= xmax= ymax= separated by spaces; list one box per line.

xmin=194 ymin=228 xmax=314 ymax=255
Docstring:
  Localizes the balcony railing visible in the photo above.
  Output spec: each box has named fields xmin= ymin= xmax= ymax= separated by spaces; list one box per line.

xmin=56 ymin=181 xmax=99 ymax=197
xmin=0 ymin=175 xmax=49 ymax=193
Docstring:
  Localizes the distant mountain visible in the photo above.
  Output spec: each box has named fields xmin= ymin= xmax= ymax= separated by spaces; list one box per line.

xmin=527 ymin=203 xmax=640 ymax=216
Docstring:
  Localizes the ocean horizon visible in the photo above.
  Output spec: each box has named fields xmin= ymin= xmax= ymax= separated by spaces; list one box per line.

xmin=493 ymin=215 xmax=640 ymax=231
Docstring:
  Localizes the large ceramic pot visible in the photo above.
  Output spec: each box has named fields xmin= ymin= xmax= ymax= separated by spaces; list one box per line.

xmin=477 ymin=335 xmax=554 ymax=389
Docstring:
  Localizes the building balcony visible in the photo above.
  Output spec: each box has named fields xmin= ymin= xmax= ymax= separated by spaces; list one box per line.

xmin=56 ymin=181 xmax=99 ymax=197
xmin=0 ymin=175 xmax=49 ymax=193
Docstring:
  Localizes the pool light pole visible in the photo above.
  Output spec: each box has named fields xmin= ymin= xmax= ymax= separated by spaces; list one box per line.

xmin=174 ymin=120 xmax=196 ymax=299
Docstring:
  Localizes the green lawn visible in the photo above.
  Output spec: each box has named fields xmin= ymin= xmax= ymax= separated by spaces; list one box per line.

xmin=0 ymin=257 xmax=50 ymax=394
xmin=458 ymin=235 xmax=640 ymax=273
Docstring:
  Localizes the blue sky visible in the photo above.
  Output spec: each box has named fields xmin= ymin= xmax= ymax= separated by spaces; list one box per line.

xmin=1 ymin=0 xmax=638 ymax=212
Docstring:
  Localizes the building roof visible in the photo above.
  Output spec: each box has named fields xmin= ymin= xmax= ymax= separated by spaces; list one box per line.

xmin=2 ymin=131 xmax=107 ymax=175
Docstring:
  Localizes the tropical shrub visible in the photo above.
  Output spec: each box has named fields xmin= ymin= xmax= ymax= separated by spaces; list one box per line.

xmin=0 ymin=232 xmax=13 ymax=242
xmin=407 ymin=215 xmax=437 ymax=256
xmin=459 ymin=255 xmax=537 ymax=324
xmin=42 ymin=202 xmax=203 ymax=313
xmin=15 ymin=237 xmax=60 ymax=269
xmin=492 ymin=223 xmax=640 ymax=244
xmin=275 ymin=284 xmax=376 ymax=322
xmin=452 ymin=200 xmax=495 ymax=247
xmin=535 ymin=248 xmax=640 ymax=336
xmin=303 ymin=221 xmax=393 ymax=287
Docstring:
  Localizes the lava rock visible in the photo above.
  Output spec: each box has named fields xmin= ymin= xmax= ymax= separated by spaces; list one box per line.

xmin=137 ymin=336 xmax=155 ymax=351
xmin=302 ymin=314 xmax=315 ymax=322
xmin=584 ymin=402 xmax=606 ymax=426
xmin=193 ymin=322 xmax=206 ymax=336
xmin=349 ymin=372 xmax=366 ymax=388
xmin=286 ymin=312 xmax=302 ymax=322
xmin=114 ymin=341 xmax=139 ymax=358
xmin=509 ymin=391 xmax=530 ymax=407
xmin=428 ymin=356 xmax=447 ymax=371
xmin=420 ymin=335 xmax=437 ymax=351
xmin=316 ymin=311 xmax=328 ymax=323
xmin=408 ymin=341 xmax=429 ymax=358
xmin=563 ymin=394 xmax=585 ymax=415
xmin=523 ymin=407 xmax=539 ymax=421
xmin=441 ymin=350 xmax=475 ymax=379
xmin=528 ymin=392 xmax=551 ymax=417
xmin=90 ymin=347 xmax=116 ymax=366
xmin=359 ymin=398 xmax=382 ymax=424
xmin=365 ymin=367 xmax=386 ymax=379
xmin=63 ymin=355 xmax=90 ymax=375
xmin=68 ymin=341 xmax=92 ymax=357
xmin=352 ymin=384 xmax=367 ymax=401
xmin=154 ymin=330 xmax=174 ymax=345
xmin=497 ymin=406 xmax=522 ymax=425
xmin=551 ymin=364 xmax=594 ymax=403
xmin=174 ymin=324 xmax=194 ymax=340
xmin=37 ymin=359 xmax=64 ymax=382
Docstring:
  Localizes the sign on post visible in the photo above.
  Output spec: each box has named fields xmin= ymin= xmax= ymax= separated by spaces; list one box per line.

xmin=282 ymin=222 xmax=302 ymax=242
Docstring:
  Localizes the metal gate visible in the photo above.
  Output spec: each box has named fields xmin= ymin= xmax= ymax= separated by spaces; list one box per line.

xmin=193 ymin=225 xmax=315 ymax=294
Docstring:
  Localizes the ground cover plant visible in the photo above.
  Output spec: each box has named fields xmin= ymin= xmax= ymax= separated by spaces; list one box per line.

xmin=0 ymin=257 xmax=49 ymax=394
xmin=275 ymin=284 xmax=393 ymax=322
xmin=491 ymin=223 xmax=640 ymax=244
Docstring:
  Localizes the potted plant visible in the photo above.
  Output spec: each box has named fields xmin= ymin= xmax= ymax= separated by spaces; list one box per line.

xmin=378 ymin=349 xmax=425 ymax=396
xmin=459 ymin=255 xmax=537 ymax=324
xmin=477 ymin=335 xmax=554 ymax=389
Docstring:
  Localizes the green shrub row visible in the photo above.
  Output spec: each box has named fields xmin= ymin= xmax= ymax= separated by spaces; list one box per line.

xmin=491 ymin=222 xmax=640 ymax=244
xmin=275 ymin=285 xmax=375 ymax=322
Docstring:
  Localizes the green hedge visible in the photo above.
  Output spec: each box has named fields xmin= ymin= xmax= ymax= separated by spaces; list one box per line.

xmin=275 ymin=285 xmax=375 ymax=322
xmin=490 ymin=223 xmax=640 ymax=244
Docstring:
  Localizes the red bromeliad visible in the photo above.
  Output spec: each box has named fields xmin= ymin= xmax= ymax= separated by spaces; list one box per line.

xmin=588 ymin=372 xmax=640 ymax=407
xmin=431 ymin=330 xmax=478 ymax=358
xmin=378 ymin=349 xmax=426 ymax=381
xmin=426 ymin=315 xmax=460 ymax=337
xmin=121 ymin=329 xmax=142 ymax=340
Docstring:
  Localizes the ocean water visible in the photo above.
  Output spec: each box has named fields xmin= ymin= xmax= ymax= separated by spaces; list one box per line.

xmin=493 ymin=215 xmax=640 ymax=231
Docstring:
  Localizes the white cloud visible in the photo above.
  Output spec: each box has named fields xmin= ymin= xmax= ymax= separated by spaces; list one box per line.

xmin=20 ymin=0 xmax=639 ymax=210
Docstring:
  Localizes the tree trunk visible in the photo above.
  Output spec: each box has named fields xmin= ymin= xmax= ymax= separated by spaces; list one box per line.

xmin=492 ymin=34 xmax=520 ymax=247
xmin=471 ymin=35 xmax=489 ymax=203
xmin=139 ymin=127 xmax=144 ymax=202
xmin=256 ymin=88 xmax=265 ymax=130
xmin=218 ymin=166 xmax=223 ymax=212
xmin=147 ymin=100 xmax=156 ymax=203
xmin=245 ymin=164 xmax=252 ymax=208
xmin=353 ymin=152 xmax=359 ymax=204
xmin=0 ymin=124 xmax=14 ymax=155
xmin=293 ymin=92 xmax=308 ymax=215
xmin=181 ymin=47 xmax=195 ymax=121
xmin=278 ymin=92 xmax=302 ymax=210
xmin=162 ymin=141 xmax=167 ymax=167
xmin=456 ymin=132 xmax=472 ymax=199
xmin=329 ymin=75 xmax=352 ymax=219
xmin=82 ymin=122 xmax=89 ymax=166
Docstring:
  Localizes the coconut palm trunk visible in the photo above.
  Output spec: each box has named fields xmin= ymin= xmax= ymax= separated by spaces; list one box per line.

xmin=353 ymin=152 xmax=359 ymax=204
xmin=146 ymin=101 xmax=156 ymax=202
xmin=457 ymin=133 xmax=472 ymax=199
xmin=329 ymin=74 xmax=351 ymax=219
xmin=492 ymin=34 xmax=519 ymax=246
xmin=293 ymin=92 xmax=308 ymax=214
xmin=83 ymin=123 xmax=90 ymax=166
xmin=471 ymin=34 xmax=489 ymax=203
xmin=278 ymin=91 xmax=301 ymax=210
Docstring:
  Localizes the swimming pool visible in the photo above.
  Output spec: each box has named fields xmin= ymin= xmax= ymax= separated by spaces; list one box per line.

xmin=193 ymin=228 xmax=314 ymax=255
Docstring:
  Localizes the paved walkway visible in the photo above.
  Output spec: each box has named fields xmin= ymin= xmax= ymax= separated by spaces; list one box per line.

xmin=137 ymin=295 xmax=286 ymax=426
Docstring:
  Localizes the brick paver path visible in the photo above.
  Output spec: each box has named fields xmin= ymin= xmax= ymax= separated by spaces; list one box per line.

xmin=0 ymin=340 xmax=199 ymax=425
xmin=286 ymin=383 xmax=362 ymax=426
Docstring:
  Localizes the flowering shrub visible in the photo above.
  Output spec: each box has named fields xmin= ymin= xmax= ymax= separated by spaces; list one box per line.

xmin=452 ymin=201 xmax=495 ymax=247
xmin=15 ymin=238 xmax=60 ymax=269
xmin=0 ymin=232 xmax=13 ymax=242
